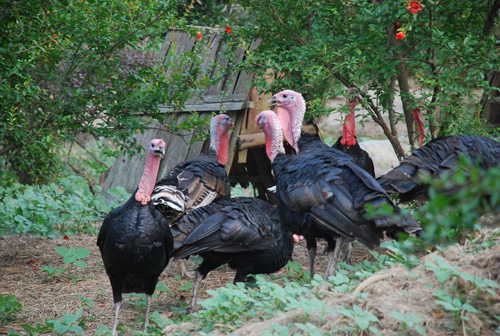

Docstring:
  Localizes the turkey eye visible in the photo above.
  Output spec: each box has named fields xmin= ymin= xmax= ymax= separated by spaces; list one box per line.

xmin=283 ymin=94 xmax=288 ymax=98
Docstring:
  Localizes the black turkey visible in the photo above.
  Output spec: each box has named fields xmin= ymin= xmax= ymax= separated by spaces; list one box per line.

xmin=331 ymin=87 xmax=375 ymax=178
xmin=377 ymin=134 xmax=500 ymax=202
xmin=151 ymin=114 xmax=233 ymax=277
xmin=172 ymin=197 xmax=294 ymax=313
xmin=259 ymin=94 xmax=420 ymax=279
xmin=97 ymin=139 xmax=173 ymax=335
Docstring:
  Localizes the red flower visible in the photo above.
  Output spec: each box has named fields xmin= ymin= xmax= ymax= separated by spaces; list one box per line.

xmin=407 ymin=0 xmax=422 ymax=14
xmin=63 ymin=234 xmax=70 ymax=240
xmin=196 ymin=32 xmax=203 ymax=40
xmin=394 ymin=22 xmax=401 ymax=30
xmin=396 ymin=32 xmax=406 ymax=39
xmin=225 ymin=26 xmax=232 ymax=34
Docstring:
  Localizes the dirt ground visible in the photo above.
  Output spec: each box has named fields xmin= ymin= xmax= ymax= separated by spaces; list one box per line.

xmin=0 ymin=229 xmax=366 ymax=335
xmin=1 ymin=217 xmax=500 ymax=335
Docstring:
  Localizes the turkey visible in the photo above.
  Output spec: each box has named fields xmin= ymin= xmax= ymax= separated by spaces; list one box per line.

xmin=171 ymin=196 xmax=294 ymax=313
xmin=259 ymin=93 xmax=420 ymax=279
xmin=97 ymin=139 xmax=173 ymax=336
xmin=377 ymin=134 xmax=500 ymax=203
xmin=151 ymin=114 xmax=233 ymax=277
xmin=331 ymin=88 xmax=375 ymax=177
xmin=152 ymin=114 xmax=233 ymax=222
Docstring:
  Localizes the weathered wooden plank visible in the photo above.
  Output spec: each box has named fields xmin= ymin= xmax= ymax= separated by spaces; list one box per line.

xmin=238 ymin=124 xmax=317 ymax=150
xmin=239 ymin=132 xmax=265 ymax=150
xmin=202 ymin=94 xmax=246 ymax=103
xmin=223 ymin=44 xmax=248 ymax=94
xmin=238 ymin=148 xmax=248 ymax=163
xmin=159 ymin=114 xmax=196 ymax=176
xmin=206 ymin=39 xmax=233 ymax=96
xmin=242 ymin=86 xmax=273 ymax=135
xmin=198 ymin=33 xmax=223 ymax=80
xmin=101 ymin=120 xmax=176 ymax=194
xmin=176 ymin=93 xmax=247 ymax=107
xmin=184 ymin=111 xmax=213 ymax=159
xmin=162 ymin=31 xmax=197 ymax=81
xmin=156 ymin=30 xmax=176 ymax=63
xmin=231 ymin=39 xmax=261 ymax=95
xmin=158 ymin=101 xmax=252 ymax=113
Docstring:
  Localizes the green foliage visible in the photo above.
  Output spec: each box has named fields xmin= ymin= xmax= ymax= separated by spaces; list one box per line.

xmin=0 ymin=0 xmax=240 ymax=183
xmin=40 ymin=247 xmax=91 ymax=282
xmin=338 ymin=305 xmax=380 ymax=335
xmin=192 ymin=275 xmax=325 ymax=331
xmin=416 ymin=157 xmax=500 ymax=246
xmin=10 ymin=308 xmax=87 ymax=336
xmin=425 ymin=255 xmax=498 ymax=330
xmin=388 ymin=311 xmax=427 ymax=336
xmin=18 ymin=323 xmax=52 ymax=336
xmin=234 ymin=0 xmax=499 ymax=149
xmin=46 ymin=308 xmax=86 ymax=335
xmin=0 ymin=175 xmax=130 ymax=237
xmin=0 ymin=295 xmax=22 ymax=326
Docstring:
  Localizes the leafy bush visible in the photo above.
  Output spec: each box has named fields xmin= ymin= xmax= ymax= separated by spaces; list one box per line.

xmin=0 ymin=0 xmax=239 ymax=184
xmin=236 ymin=0 xmax=500 ymax=157
xmin=0 ymin=175 xmax=130 ymax=237
xmin=416 ymin=157 xmax=500 ymax=246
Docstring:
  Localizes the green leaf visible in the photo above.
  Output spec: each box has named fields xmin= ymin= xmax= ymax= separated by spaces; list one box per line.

xmin=434 ymin=270 xmax=451 ymax=283
xmin=74 ymin=260 xmax=86 ymax=270
xmin=54 ymin=246 xmax=69 ymax=258
xmin=150 ymin=311 xmax=168 ymax=329
xmin=75 ymin=248 xmax=91 ymax=259
xmin=462 ymin=303 xmax=480 ymax=314
xmin=415 ymin=325 xmax=427 ymax=335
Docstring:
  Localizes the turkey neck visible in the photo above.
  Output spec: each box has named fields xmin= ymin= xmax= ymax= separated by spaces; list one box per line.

xmin=341 ymin=98 xmax=357 ymax=147
xmin=210 ymin=130 xmax=230 ymax=165
xmin=135 ymin=152 xmax=162 ymax=205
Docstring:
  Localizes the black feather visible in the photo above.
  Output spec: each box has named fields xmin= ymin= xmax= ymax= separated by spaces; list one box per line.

xmin=97 ymin=192 xmax=173 ymax=304
xmin=377 ymin=135 xmax=500 ymax=202
xmin=332 ymin=136 xmax=376 ymax=178
xmin=172 ymin=197 xmax=293 ymax=283
xmin=272 ymin=132 xmax=420 ymax=277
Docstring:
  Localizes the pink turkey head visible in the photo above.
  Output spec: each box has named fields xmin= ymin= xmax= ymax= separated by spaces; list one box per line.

xmin=210 ymin=114 xmax=234 ymax=165
xmin=135 ymin=139 xmax=166 ymax=205
xmin=269 ymin=89 xmax=305 ymax=152
xmin=148 ymin=138 xmax=166 ymax=158
xmin=255 ymin=110 xmax=285 ymax=162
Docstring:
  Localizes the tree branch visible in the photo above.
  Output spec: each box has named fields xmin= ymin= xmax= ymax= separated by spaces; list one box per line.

xmin=73 ymin=138 xmax=109 ymax=169
xmin=0 ymin=144 xmax=16 ymax=156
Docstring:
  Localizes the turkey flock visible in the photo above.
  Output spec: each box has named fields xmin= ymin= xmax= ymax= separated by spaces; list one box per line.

xmin=97 ymin=90 xmax=500 ymax=334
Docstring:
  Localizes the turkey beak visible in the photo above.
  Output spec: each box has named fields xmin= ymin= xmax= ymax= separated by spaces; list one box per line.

xmin=154 ymin=146 xmax=165 ymax=158
xmin=269 ymin=96 xmax=278 ymax=111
